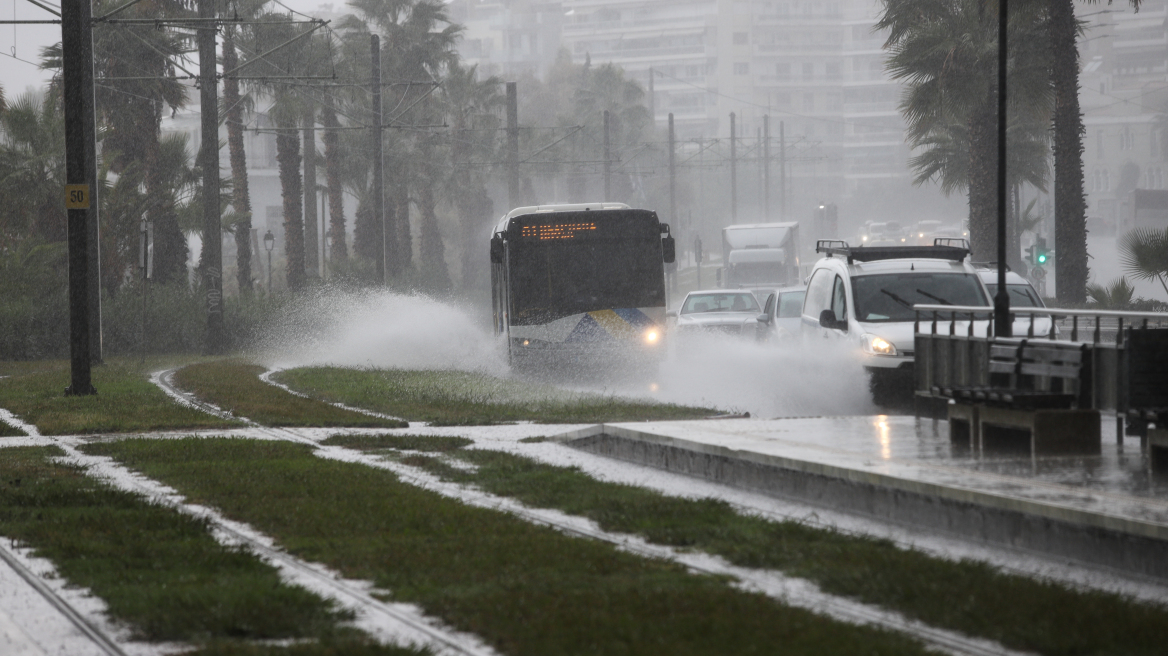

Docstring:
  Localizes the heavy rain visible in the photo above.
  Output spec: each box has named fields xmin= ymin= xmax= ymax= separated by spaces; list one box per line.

xmin=3 ymin=0 xmax=1168 ymax=655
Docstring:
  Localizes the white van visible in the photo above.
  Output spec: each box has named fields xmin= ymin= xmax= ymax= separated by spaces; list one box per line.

xmin=801 ymin=241 xmax=990 ymax=405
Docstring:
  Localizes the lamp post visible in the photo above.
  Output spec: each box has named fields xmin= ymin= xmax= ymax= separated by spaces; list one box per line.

xmin=263 ymin=230 xmax=275 ymax=294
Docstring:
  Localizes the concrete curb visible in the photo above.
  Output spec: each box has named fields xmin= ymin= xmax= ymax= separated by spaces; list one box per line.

xmin=554 ymin=423 xmax=1168 ymax=581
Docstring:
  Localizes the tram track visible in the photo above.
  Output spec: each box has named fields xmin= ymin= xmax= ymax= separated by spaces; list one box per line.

xmin=146 ymin=365 xmax=1023 ymax=656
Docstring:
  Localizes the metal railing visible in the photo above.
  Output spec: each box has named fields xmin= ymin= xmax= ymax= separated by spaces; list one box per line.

xmin=913 ymin=304 xmax=1168 ymax=423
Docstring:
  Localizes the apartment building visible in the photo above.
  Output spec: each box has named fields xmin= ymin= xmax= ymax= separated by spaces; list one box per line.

xmin=1077 ymin=0 xmax=1168 ymax=230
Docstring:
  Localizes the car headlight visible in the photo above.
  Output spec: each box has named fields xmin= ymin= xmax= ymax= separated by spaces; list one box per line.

xmin=861 ymin=333 xmax=897 ymax=356
xmin=643 ymin=328 xmax=661 ymax=344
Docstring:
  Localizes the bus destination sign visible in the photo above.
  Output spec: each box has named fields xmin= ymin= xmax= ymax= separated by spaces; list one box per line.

xmin=519 ymin=221 xmax=597 ymax=240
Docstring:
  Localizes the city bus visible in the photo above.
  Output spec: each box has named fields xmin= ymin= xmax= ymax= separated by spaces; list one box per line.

xmin=489 ymin=203 xmax=676 ymax=370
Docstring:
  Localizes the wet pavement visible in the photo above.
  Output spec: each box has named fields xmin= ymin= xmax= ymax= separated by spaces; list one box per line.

xmin=571 ymin=414 xmax=1168 ymax=534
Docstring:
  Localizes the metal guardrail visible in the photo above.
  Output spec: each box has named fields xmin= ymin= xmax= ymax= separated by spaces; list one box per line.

xmin=913 ymin=305 xmax=1168 ymax=435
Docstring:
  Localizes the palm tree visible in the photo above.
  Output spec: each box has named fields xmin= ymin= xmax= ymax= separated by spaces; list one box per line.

xmin=0 ymin=91 xmax=67 ymax=247
xmin=221 ymin=0 xmax=271 ymax=295
xmin=239 ymin=11 xmax=319 ymax=290
xmin=878 ymin=0 xmax=1052 ymax=261
xmin=340 ymin=0 xmax=462 ymax=279
xmin=1120 ymin=226 xmax=1168 ymax=296
xmin=440 ymin=62 xmax=502 ymax=290
xmin=1049 ymin=0 xmax=1140 ymax=305
xmin=1086 ymin=277 xmax=1136 ymax=309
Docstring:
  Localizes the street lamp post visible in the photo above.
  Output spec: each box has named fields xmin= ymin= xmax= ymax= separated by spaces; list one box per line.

xmin=263 ymin=230 xmax=275 ymax=294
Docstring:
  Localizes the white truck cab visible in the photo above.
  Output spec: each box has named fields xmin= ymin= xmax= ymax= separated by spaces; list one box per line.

xmin=801 ymin=240 xmax=990 ymax=405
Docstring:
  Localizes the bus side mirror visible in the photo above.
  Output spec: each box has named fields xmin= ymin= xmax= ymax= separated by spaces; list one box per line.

xmin=490 ymin=235 xmax=504 ymax=264
xmin=662 ymin=235 xmax=676 ymax=264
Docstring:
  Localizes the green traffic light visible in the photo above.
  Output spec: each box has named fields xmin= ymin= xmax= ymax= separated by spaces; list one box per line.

xmin=1037 ymin=253 xmax=1047 ymax=264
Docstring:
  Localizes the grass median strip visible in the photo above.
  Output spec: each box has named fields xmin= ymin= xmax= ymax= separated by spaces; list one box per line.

xmin=275 ymin=367 xmax=719 ymax=425
xmin=323 ymin=434 xmax=473 ymax=452
xmin=402 ymin=447 xmax=1168 ymax=656
xmin=83 ymin=436 xmax=932 ymax=656
xmin=174 ymin=362 xmax=406 ymax=428
xmin=0 ymin=445 xmax=420 ymax=654
xmin=0 ymin=358 xmax=241 ymax=435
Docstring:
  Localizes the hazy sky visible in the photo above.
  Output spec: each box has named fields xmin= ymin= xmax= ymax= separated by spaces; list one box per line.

xmin=0 ymin=0 xmax=333 ymax=99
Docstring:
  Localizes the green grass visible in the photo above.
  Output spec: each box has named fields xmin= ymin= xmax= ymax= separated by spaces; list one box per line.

xmin=275 ymin=367 xmax=720 ymax=425
xmin=0 ymin=358 xmax=241 ymax=435
xmin=322 ymin=434 xmax=473 ymax=452
xmin=83 ymin=437 xmax=932 ymax=656
xmin=0 ymin=421 xmax=26 ymax=437
xmin=0 ymin=445 xmax=384 ymax=648
xmin=173 ymin=362 xmax=406 ymax=428
xmin=403 ymin=447 xmax=1168 ymax=656
xmin=181 ymin=636 xmax=424 ymax=656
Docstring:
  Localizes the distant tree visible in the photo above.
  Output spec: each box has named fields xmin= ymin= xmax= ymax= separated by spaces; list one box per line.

xmin=1086 ymin=277 xmax=1136 ymax=309
xmin=0 ymin=91 xmax=67 ymax=247
xmin=878 ymin=0 xmax=1052 ymax=261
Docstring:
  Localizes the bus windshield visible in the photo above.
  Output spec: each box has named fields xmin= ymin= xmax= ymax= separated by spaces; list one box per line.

xmin=508 ymin=238 xmax=665 ymax=325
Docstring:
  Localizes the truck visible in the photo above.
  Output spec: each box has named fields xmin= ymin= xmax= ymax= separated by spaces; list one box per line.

xmin=719 ymin=222 xmax=801 ymax=290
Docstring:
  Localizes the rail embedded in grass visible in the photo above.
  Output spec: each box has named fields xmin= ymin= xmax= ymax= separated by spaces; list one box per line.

xmin=173 ymin=362 xmax=406 ymax=428
xmin=0 ymin=358 xmax=242 ymax=435
xmin=322 ymin=434 xmax=473 ymax=452
xmin=0 ymin=445 xmax=400 ymax=651
xmin=275 ymin=367 xmax=720 ymax=425
xmin=83 ymin=437 xmax=933 ymax=656
xmin=404 ymin=448 xmax=1168 ymax=656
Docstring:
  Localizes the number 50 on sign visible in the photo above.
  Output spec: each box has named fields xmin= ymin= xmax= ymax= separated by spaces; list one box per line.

xmin=65 ymin=185 xmax=90 ymax=209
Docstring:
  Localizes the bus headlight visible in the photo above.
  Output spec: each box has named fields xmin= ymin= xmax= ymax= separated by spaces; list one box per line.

xmin=861 ymin=334 xmax=897 ymax=356
xmin=643 ymin=329 xmax=661 ymax=344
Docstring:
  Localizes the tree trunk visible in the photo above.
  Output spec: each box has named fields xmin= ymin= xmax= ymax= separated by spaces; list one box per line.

xmin=417 ymin=138 xmax=450 ymax=292
xmin=322 ymin=105 xmax=347 ymax=261
xmin=967 ymin=103 xmax=998 ymax=261
xmin=303 ymin=104 xmax=319 ymax=279
xmin=222 ymin=28 xmax=253 ymax=295
xmin=277 ymin=130 xmax=306 ymax=290
xmin=394 ymin=157 xmax=412 ymax=272
xmin=1051 ymin=0 xmax=1088 ymax=303
xmin=147 ymin=113 xmax=188 ymax=286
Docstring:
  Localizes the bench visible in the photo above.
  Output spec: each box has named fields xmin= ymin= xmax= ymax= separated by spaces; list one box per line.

xmin=936 ymin=339 xmax=1100 ymax=455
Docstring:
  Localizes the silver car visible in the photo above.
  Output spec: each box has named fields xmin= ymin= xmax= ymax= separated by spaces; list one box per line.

xmin=673 ymin=290 xmax=763 ymax=338
xmin=756 ymin=286 xmax=807 ymax=343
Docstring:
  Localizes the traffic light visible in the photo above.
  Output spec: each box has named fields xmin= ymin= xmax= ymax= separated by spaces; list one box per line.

xmin=1035 ymin=237 xmax=1048 ymax=266
xmin=1024 ymin=244 xmax=1035 ymax=264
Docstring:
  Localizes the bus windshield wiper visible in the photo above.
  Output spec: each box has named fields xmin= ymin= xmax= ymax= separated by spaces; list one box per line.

xmin=915 ymin=289 xmax=953 ymax=306
xmin=881 ymin=288 xmax=913 ymax=308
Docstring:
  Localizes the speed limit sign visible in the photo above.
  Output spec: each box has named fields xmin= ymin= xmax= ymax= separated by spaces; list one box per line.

xmin=65 ymin=185 xmax=90 ymax=209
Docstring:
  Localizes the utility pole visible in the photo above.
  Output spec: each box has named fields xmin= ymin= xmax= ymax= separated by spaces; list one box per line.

xmin=371 ymin=34 xmax=385 ymax=284
xmin=648 ymin=67 xmax=655 ymax=125
xmin=730 ymin=112 xmax=737 ymax=223
xmin=81 ymin=0 xmax=101 ymax=364
xmin=303 ymin=104 xmax=318 ymax=279
xmin=603 ymin=110 xmax=611 ymax=201
xmin=763 ymin=115 xmax=771 ymax=217
xmin=61 ymin=0 xmax=95 ymax=395
xmin=668 ymin=113 xmax=676 ymax=238
xmin=779 ymin=120 xmax=786 ymax=220
xmin=506 ymin=81 xmax=519 ymax=209
xmin=198 ymin=0 xmax=224 ymax=354
xmin=994 ymin=0 xmax=1012 ymax=337
xmin=757 ymin=126 xmax=763 ymax=212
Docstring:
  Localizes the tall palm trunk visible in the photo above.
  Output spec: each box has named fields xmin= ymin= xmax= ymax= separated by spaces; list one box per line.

xmin=393 ymin=157 xmax=412 ymax=272
xmin=1050 ymin=0 xmax=1088 ymax=303
xmin=303 ymin=103 xmax=319 ymax=279
xmin=277 ymin=130 xmax=306 ymax=289
xmin=417 ymin=137 xmax=450 ymax=291
xmin=222 ymin=27 xmax=253 ymax=294
xmin=322 ymin=105 xmax=347 ymax=261
xmin=968 ymin=103 xmax=998 ymax=260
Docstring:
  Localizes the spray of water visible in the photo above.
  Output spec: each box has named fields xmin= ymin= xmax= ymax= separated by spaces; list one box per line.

xmin=261 ymin=287 xmax=877 ymax=418
xmin=261 ymin=287 xmax=507 ymax=375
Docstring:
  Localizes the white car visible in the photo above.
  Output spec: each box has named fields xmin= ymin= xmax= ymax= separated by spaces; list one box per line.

xmin=801 ymin=241 xmax=990 ymax=405
xmin=674 ymin=290 xmax=763 ymax=338
xmin=756 ymin=286 xmax=807 ymax=343
xmin=977 ymin=268 xmax=1055 ymax=337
